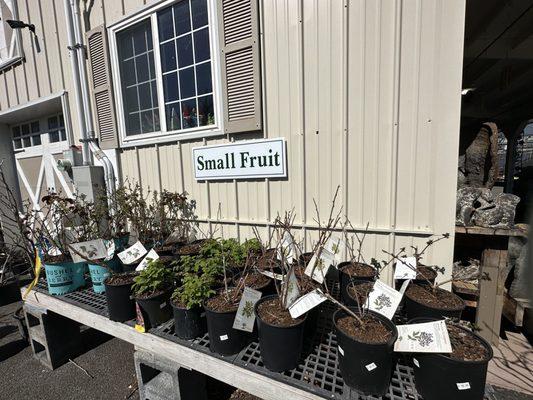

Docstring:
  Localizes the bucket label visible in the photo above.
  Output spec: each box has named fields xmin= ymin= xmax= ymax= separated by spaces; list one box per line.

xmin=136 ymin=249 xmax=160 ymax=271
xmin=259 ymin=270 xmax=283 ymax=281
xmin=305 ymin=249 xmax=334 ymax=284
xmin=338 ymin=346 xmax=344 ymax=356
xmin=282 ymin=267 xmax=300 ymax=308
xmin=413 ymin=358 xmax=420 ymax=368
xmin=394 ymin=320 xmax=453 ymax=353
xmin=220 ymin=334 xmax=229 ymax=341
xmin=456 ymin=382 xmax=471 ymax=390
xmin=394 ymin=257 xmax=417 ymax=280
xmin=69 ymin=239 xmax=108 ymax=263
xmin=365 ymin=280 xmax=404 ymax=320
xmin=233 ymin=286 xmax=262 ymax=332
xmin=289 ymin=289 xmax=327 ymax=318
xmin=118 ymin=241 xmax=147 ymax=265
xmin=277 ymin=232 xmax=297 ymax=264
xmin=324 ymin=234 xmax=345 ymax=265
xmin=365 ymin=362 xmax=377 ymax=371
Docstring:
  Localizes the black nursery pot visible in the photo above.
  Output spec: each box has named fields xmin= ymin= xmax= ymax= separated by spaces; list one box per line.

xmin=404 ymin=286 xmax=465 ymax=320
xmin=135 ymin=290 xmax=172 ymax=330
xmin=204 ymin=301 xmax=248 ymax=356
xmin=255 ymin=295 xmax=307 ymax=372
xmin=344 ymin=280 xmax=374 ymax=308
xmin=0 ymin=278 xmax=21 ymax=306
xmin=104 ymin=277 xmax=136 ymax=322
xmin=172 ymin=303 xmax=206 ymax=340
xmin=333 ymin=308 xmax=398 ymax=396
xmin=338 ymin=262 xmax=376 ymax=304
xmin=410 ymin=318 xmax=493 ymax=400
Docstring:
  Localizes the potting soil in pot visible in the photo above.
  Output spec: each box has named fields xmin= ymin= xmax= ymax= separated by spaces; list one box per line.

xmin=339 ymin=261 xmax=376 ymax=303
xmin=233 ymin=271 xmax=271 ymax=292
xmin=345 ymin=281 xmax=374 ymax=307
xmin=413 ymin=322 xmax=492 ymax=400
xmin=404 ymin=284 xmax=465 ymax=319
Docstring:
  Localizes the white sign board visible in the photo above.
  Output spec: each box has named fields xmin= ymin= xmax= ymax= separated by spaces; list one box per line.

xmin=192 ymin=138 xmax=287 ymax=180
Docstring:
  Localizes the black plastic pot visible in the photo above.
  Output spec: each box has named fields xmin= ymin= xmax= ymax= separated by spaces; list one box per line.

xmin=338 ymin=262 xmax=376 ymax=304
xmin=344 ymin=280 xmax=374 ymax=308
xmin=204 ymin=301 xmax=248 ymax=356
xmin=333 ymin=308 xmax=398 ymax=396
xmin=255 ymin=295 xmax=307 ymax=372
xmin=0 ymin=278 xmax=21 ymax=306
xmin=135 ymin=290 xmax=172 ymax=330
xmin=394 ymin=265 xmax=438 ymax=291
xmin=104 ymin=276 xmax=136 ymax=322
xmin=121 ymin=262 xmax=139 ymax=273
xmin=404 ymin=285 xmax=465 ymax=320
xmin=172 ymin=302 xmax=206 ymax=340
xmin=409 ymin=318 xmax=493 ymax=400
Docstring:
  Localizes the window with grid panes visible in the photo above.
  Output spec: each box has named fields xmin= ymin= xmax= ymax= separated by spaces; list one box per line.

xmin=12 ymin=120 xmax=41 ymax=150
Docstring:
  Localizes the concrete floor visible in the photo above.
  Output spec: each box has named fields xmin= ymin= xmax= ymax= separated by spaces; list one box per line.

xmin=1 ymin=299 xmax=532 ymax=400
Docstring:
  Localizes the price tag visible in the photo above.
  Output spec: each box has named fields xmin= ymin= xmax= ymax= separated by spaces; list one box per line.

xmin=365 ymin=362 xmax=377 ymax=371
xmin=338 ymin=346 xmax=345 ymax=356
xmin=69 ymin=239 xmax=108 ymax=263
xmin=456 ymin=382 xmax=471 ymax=390
xmin=413 ymin=358 xmax=420 ymax=368
xmin=305 ymin=248 xmax=334 ymax=284
xmin=394 ymin=320 xmax=452 ymax=353
xmin=324 ymin=234 xmax=345 ymax=265
xmin=283 ymin=267 xmax=300 ymax=308
xmin=394 ymin=256 xmax=417 ymax=280
xmin=220 ymin=334 xmax=228 ymax=341
xmin=233 ymin=286 xmax=262 ymax=332
xmin=289 ymin=289 xmax=327 ymax=318
xmin=136 ymin=249 xmax=159 ymax=271
xmin=118 ymin=241 xmax=147 ymax=265
xmin=366 ymin=280 xmax=404 ymax=320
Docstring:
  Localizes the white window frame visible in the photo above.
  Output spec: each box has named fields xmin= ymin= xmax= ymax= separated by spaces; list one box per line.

xmin=0 ymin=0 xmax=23 ymax=71
xmin=108 ymin=0 xmax=224 ymax=148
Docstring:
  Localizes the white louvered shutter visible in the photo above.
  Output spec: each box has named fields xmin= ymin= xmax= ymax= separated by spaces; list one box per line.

xmin=218 ymin=0 xmax=262 ymax=134
xmin=86 ymin=25 xmax=119 ymax=149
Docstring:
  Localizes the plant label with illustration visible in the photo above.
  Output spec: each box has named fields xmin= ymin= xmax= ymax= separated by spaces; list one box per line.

xmin=233 ymin=286 xmax=262 ymax=332
xmin=289 ymin=289 xmax=327 ymax=318
xmin=394 ymin=256 xmax=417 ymax=280
xmin=324 ymin=234 xmax=345 ymax=265
xmin=69 ymin=239 xmax=108 ymax=263
xmin=305 ymin=248 xmax=335 ymax=284
xmin=103 ymin=239 xmax=116 ymax=261
xmin=136 ymin=249 xmax=159 ymax=271
xmin=366 ymin=280 xmax=403 ymax=320
xmin=277 ymin=232 xmax=296 ymax=264
xmin=394 ymin=320 xmax=452 ymax=353
xmin=118 ymin=241 xmax=147 ymax=265
xmin=260 ymin=270 xmax=284 ymax=281
xmin=283 ymin=267 xmax=300 ymax=308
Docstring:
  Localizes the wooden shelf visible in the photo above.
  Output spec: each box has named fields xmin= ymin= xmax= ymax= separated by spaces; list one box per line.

xmin=455 ymin=225 xmax=528 ymax=237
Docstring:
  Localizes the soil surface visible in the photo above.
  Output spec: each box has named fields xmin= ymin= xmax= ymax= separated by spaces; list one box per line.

xmin=171 ymin=298 xmax=192 ymax=309
xmin=233 ymin=271 xmax=270 ymax=290
xmin=229 ymin=389 xmax=262 ymax=400
xmin=347 ymin=281 xmax=375 ymax=306
xmin=337 ymin=313 xmax=393 ymax=344
xmin=105 ymin=272 xmax=137 ymax=286
xmin=256 ymin=252 xmax=281 ymax=271
xmin=416 ymin=265 xmax=438 ymax=281
xmin=405 ymin=284 xmax=464 ymax=310
xmin=205 ymin=288 xmax=241 ymax=312
xmin=175 ymin=240 xmax=206 ymax=256
xmin=134 ymin=287 xmax=170 ymax=300
xmin=341 ymin=262 xmax=376 ymax=278
xmin=42 ymin=254 xmax=69 ymax=264
xmin=294 ymin=266 xmax=320 ymax=294
xmin=446 ymin=323 xmax=490 ymax=362
xmin=257 ymin=297 xmax=304 ymax=327
xmin=298 ymin=252 xmax=314 ymax=267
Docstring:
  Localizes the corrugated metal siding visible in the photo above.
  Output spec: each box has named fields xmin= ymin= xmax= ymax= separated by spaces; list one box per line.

xmin=0 ymin=0 xmax=465 ymax=284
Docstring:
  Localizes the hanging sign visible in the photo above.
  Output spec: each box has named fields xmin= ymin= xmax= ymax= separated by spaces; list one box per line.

xmin=69 ymin=239 xmax=107 ymax=263
xmin=394 ymin=256 xmax=417 ymax=280
xmin=118 ymin=241 xmax=147 ymax=265
xmin=233 ymin=286 xmax=263 ymax=332
xmin=136 ymin=249 xmax=159 ymax=271
xmin=394 ymin=320 xmax=452 ymax=353
xmin=192 ymin=138 xmax=287 ymax=180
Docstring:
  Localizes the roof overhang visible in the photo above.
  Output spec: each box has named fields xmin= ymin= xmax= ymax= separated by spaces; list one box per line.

xmin=0 ymin=91 xmax=65 ymax=125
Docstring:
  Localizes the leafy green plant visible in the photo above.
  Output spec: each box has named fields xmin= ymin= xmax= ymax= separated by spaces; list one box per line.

xmin=132 ymin=259 xmax=175 ymax=296
xmin=172 ymin=272 xmax=215 ymax=309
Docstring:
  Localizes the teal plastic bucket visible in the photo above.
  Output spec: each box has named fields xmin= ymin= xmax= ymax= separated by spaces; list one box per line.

xmin=88 ymin=264 xmax=111 ymax=294
xmin=70 ymin=262 xmax=87 ymax=290
xmin=44 ymin=263 xmax=74 ymax=295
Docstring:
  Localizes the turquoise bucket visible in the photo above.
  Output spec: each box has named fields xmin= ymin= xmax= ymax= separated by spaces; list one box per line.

xmin=44 ymin=262 xmax=74 ymax=295
xmin=69 ymin=262 xmax=87 ymax=290
xmin=88 ymin=263 xmax=111 ymax=294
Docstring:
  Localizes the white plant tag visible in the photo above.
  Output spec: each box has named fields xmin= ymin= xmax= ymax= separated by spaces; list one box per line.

xmin=220 ymin=334 xmax=228 ymax=341
xmin=398 ymin=279 xmax=410 ymax=295
xmin=136 ymin=249 xmax=159 ymax=271
xmin=283 ymin=267 xmax=300 ymax=308
xmin=365 ymin=362 xmax=377 ymax=371
xmin=118 ymin=241 xmax=147 ymax=265
xmin=69 ymin=239 xmax=107 ymax=263
xmin=394 ymin=256 xmax=417 ymax=280
xmin=159 ymin=302 xmax=167 ymax=309
xmin=47 ymin=246 xmax=62 ymax=257
xmin=260 ymin=270 xmax=284 ymax=281
xmin=103 ymin=239 xmax=115 ymax=261
xmin=456 ymin=382 xmax=471 ymax=390
xmin=324 ymin=234 xmax=345 ymax=265
xmin=394 ymin=320 xmax=452 ymax=353
xmin=289 ymin=289 xmax=327 ymax=318
xmin=305 ymin=248 xmax=334 ymax=284
xmin=366 ymin=280 xmax=404 ymax=320
xmin=338 ymin=346 xmax=344 ymax=356
xmin=277 ymin=232 xmax=296 ymax=264
xmin=233 ymin=286 xmax=262 ymax=332
xmin=413 ymin=358 xmax=420 ymax=368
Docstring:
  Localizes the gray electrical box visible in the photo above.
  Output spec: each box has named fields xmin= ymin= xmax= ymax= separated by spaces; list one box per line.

xmin=72 ymin=166 xmax=106 ymax=202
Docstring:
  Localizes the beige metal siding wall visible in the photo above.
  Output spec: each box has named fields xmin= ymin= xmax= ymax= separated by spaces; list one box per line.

xmin=119 ymin=0 xmax=466 ymax=284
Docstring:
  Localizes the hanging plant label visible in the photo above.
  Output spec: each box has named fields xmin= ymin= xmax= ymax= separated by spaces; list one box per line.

xmin=277 ymin=232 xmax=297 ymax=264
xmin=260 ymin=270 xmax=283 ymax=281
xmin=394 ymin=320 xmax=452 ymax=353
xmin=366 ymin=280 xmax=404 ymax=320
xmin=324 ymin=234 xmax=345 ymax=265
xmin=103 ymin=239 xmax=116 ymax=261
xmin=305 ymin=248 xmax=335 ymax=284
xmin=118 ymin=241 xmax=147 ymax=265
xmin=289 ymin=289 xmax=326 ymax=318
xmin=233 ymin=286 xmax=262 ymax=332
xmin=69 ymin=239 xmax=107 ymax=263
xmin=283 ymin=267 xmax=300 ymax=308
xmin=136 ymin=249 xmax=159 ymax=271
xmin=393 ymin=256 xmax=417 ymax=280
